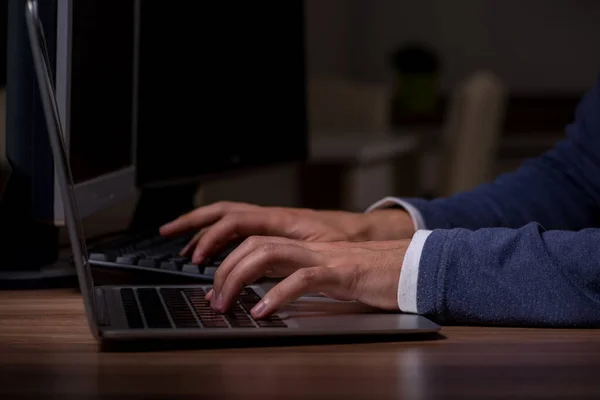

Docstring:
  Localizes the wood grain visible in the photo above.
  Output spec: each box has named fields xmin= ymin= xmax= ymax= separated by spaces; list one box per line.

xmin=1 ymin=289 xmax=599 ymax=399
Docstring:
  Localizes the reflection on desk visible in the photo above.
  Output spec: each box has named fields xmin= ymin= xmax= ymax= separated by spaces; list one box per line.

xmin=1 ymin=289 xmax=599 ymax=399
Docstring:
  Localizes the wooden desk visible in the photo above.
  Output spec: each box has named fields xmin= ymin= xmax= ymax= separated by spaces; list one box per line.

xmin=1 ymin=289 xmax=599 ymax=399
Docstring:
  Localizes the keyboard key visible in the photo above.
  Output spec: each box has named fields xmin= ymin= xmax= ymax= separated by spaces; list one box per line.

xmin=239 ymin=288 xmax=287 ymax=328
xmin=116 ymin=255 xmax=139 ymax=265
xmin=184 ymin=288 xmax=228 ymax=328
xmin=90 ymin=252 xmax=114 ymax=262
xmin=159 ymin=261 xmax=182 ymax=271
xmin=136 ymin=288 xmax=172 ymax=329
xmin=138 ymin=258 xmax=159 ymax=268
xmin=224 ymin=303 xmax=257 ymax=328
xmin=120 ymin=288 xmax=144 ymax=329
xmin=184 ymin=287 xmax=206 ymax=297
xmin=160 ymin=289 xmax=199 ymax=328
xmin=182 ymin=264 xmax=202 ymax=274
xmin=169 ymin=256 xmax=189 ymax=264
xmin=88 ymin=233 xmax=242 ymax=278
xmin=239 ymin=290 xmax=261 ymax=312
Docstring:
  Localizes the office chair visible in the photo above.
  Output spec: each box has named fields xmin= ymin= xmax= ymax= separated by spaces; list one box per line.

xmin=439 ymin=70 xmax=507 ymax=196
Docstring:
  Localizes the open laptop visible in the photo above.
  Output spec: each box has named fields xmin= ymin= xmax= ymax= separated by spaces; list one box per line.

xmin=25 ymin=0 xmax=440 ymax=344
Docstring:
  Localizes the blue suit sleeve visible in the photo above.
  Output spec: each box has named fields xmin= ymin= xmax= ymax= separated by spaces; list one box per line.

xmin=401 ymin=75 xmax=600 ymax=326
xmin=401 ymin=74 xmax=600 ymax=231
xmin=418 ymin=223 xmax=600 ymax=327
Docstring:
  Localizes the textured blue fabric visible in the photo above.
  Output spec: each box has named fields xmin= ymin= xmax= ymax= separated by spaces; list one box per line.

xmin=403 ymin=74 xmax=600 ymax=327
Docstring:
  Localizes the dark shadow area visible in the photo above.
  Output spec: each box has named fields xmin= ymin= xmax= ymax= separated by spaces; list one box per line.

xmin=99 ymin=331 xmax=445 ymax=353
xmin=0 ymin=275 xmax=77 ymax=290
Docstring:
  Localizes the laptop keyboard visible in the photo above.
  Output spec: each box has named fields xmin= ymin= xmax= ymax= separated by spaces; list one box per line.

xmin=120 ymin=287 xmax=287 ymax=329
xmin=88 ymin=231 xmax=241 ymax=280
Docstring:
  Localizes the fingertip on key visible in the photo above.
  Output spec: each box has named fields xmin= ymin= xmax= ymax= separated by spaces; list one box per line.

xmin=192 ymin=249 xmax=205 ymax=264
xmin=211 ymin=292 xmax=224 ymax=311
xmin=251 ymin=300 xmax=267 ymax=319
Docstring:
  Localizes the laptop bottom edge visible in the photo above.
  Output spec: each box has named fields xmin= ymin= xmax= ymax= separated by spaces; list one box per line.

xmin=95 ymin=283 xmax=442 ymax=349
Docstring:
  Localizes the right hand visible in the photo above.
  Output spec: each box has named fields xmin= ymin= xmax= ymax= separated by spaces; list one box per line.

xmin=159 ymin=201 xmax=415 ymax=264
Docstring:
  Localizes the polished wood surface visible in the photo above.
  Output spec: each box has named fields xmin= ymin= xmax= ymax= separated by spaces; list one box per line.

xmin=1 ymin=289 xmax=599 ymax=399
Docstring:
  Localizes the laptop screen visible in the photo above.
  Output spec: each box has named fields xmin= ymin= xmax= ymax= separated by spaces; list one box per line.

xmin=25 ymin=0 xmax=99 ymax=338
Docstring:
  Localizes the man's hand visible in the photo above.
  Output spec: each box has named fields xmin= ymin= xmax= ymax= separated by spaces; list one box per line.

xmin=204 ymin=236 xmax=411 ymax=319
xmin=159 ymin=201 xmax=415 ymax=264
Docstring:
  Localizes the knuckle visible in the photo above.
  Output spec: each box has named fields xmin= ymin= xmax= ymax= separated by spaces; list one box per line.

xmin=298 ymin=267 xmax=320 ymax=286
xmin=214 ymin=200 xmax=233 ymax=212
xmin=206 ymin=216 xmax=239 ymax=241
xmin=220 ymin=213 xmax=239 ymax=227
xmin=243 ymin=235 xmax=263 ymax=249
xmin=258 ymin=243 xmax=279 ymax=258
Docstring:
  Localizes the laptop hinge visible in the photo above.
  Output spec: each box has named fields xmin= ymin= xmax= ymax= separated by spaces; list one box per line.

xmin=95 ymin=288 xmax=110 ymax=327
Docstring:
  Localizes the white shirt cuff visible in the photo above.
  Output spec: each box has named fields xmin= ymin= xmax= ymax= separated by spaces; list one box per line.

xmin=397 ymin=229 xmax=432 ymax=313
xmin=365 ymin=196 xmax=427 ymax=231
xmin=364 ymin=196 xmax=430 ymax=314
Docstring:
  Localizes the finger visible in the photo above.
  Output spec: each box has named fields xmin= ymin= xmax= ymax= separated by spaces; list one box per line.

xmin=159 ymin=201 xmax=255 ymax=236
xmin=250 ymin=266 xmax=338 ymax=319
xmin=205 ymin=237 xmax=294 ymax=302
xmin=205 ymin=288 xmax=215 ymax=301
xmin=211 ymin=236 xmax=303 ymax=296
xmin=180 ymin=228 xmax=208 ymax=256
xmin=210 ymin=235 xmax=298 ymax=286
xmin=211 ymin=242 xmax=320 ymax=313
xmin=191 ymin=211 xmax=289 ymax=263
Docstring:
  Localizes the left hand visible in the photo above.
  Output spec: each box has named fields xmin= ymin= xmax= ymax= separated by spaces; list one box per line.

xmin=205 ymin=236 xmax=411 ymax=319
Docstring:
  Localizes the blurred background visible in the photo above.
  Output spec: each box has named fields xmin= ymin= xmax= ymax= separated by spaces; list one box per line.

xmin=302 ymin=0 xmax=600 ymax=211
xmin=1 ymin=0 xmax=600 ymax=232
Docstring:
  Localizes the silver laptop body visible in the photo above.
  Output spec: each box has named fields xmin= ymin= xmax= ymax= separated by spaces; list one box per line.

xmin=25 ymin=0 xmax=440 ymax=344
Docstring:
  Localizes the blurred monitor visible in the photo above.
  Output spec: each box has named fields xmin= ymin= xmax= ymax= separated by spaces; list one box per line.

xmin=1 ymin=0 xmax=6 ymax=87
xmin=7 ymin=0 xmax=136 ymax=225
xmin=6 ymin=0 xmax=307 ymax=225
xmin=135 ymin=1 xmax=308 ymax=187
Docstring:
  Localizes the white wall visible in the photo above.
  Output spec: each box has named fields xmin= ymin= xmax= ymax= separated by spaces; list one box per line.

xmin=306 ymin=0 xmax=600 ymax=93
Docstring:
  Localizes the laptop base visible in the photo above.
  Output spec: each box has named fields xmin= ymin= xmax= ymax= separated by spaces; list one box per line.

xmin=94 ymin=284 xmax=442 ymax=351
xmin=100 ymin=329 xmax=443 ymax=352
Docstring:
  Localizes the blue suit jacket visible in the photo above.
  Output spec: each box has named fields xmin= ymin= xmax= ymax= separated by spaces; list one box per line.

xmin=403 ymin=74 xmax=600 ymax=327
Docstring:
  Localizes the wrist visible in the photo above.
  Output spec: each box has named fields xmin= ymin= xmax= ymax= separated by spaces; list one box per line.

xmin=361 ymin=208 xmax=416 ymax=241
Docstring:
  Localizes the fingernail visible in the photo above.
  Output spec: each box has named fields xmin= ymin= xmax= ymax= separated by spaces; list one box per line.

xmin=192 ymin=249 xmax=204 ymax=264
xmin=212 ymin=293 xmax=223 ymax=310
xmin=205 ymin=289 xmax=214 ymax=300
xmin=251 ymin=300 xmax=267 ymax=318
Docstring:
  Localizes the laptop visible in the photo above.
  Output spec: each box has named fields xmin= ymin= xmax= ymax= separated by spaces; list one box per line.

xmin=25 ymin=0 xmax=440 ymax=344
